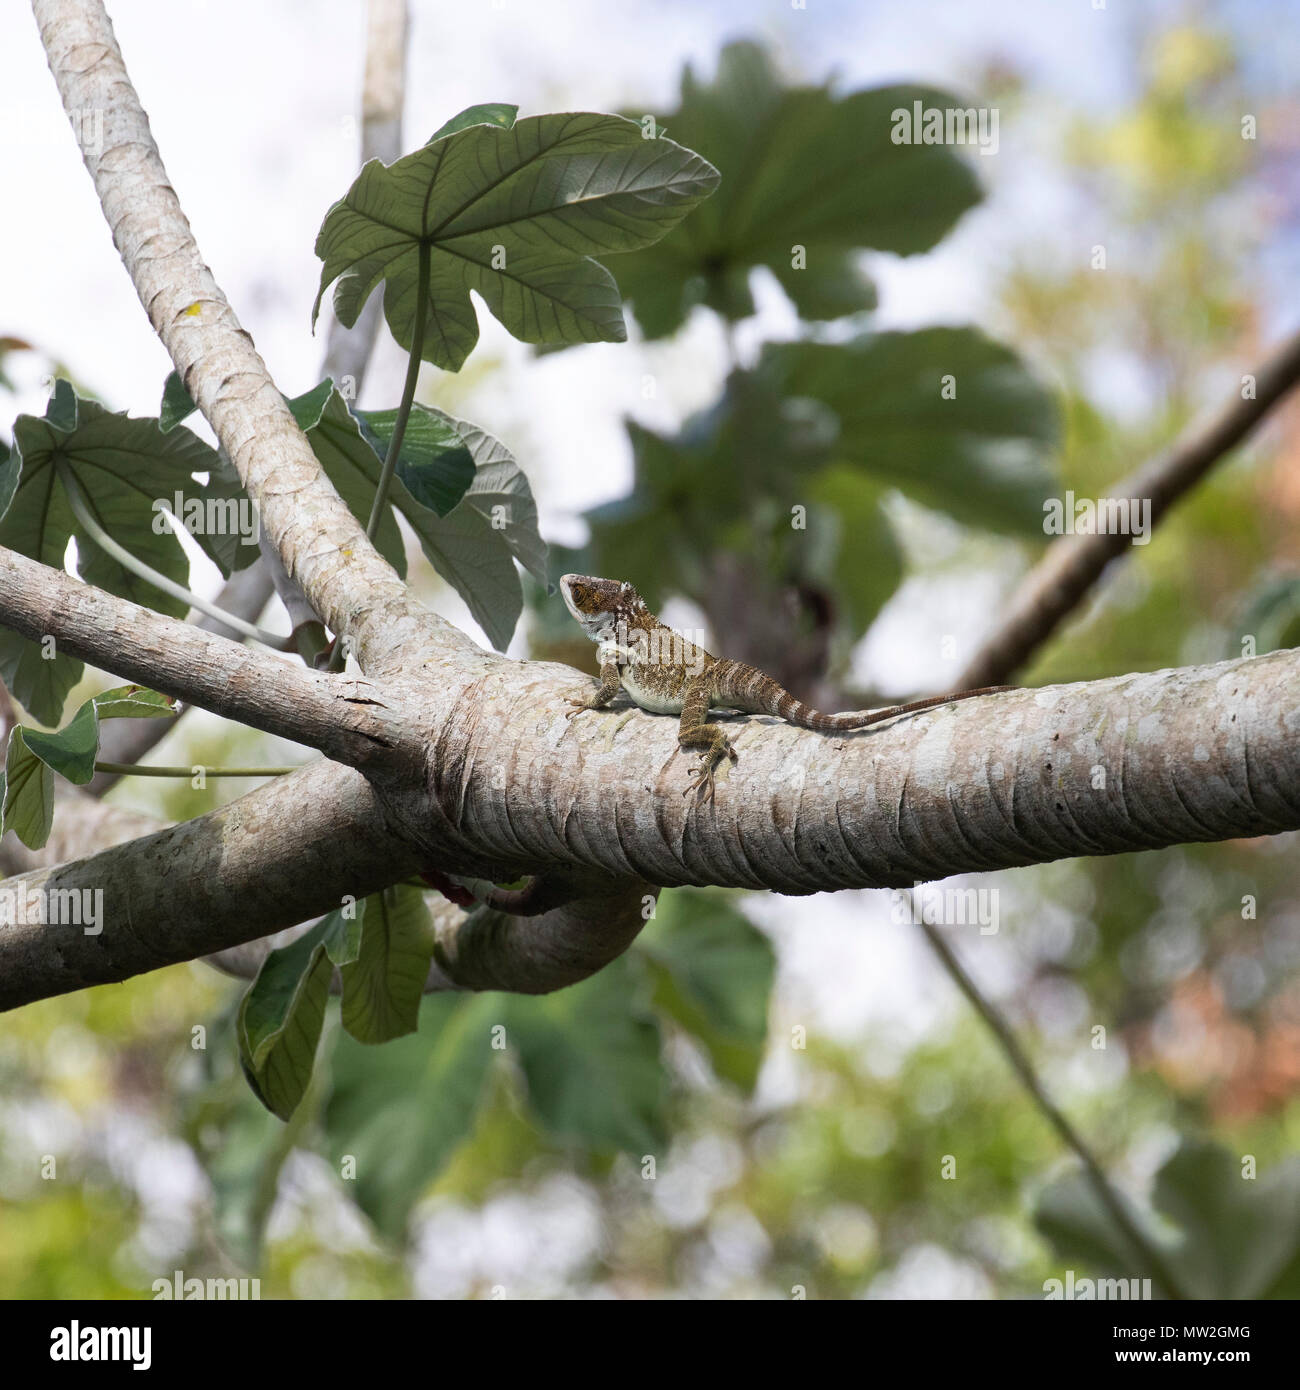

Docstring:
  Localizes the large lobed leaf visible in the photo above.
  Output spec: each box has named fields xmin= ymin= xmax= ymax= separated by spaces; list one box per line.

xmin=760 ymin=327 xmax=1061 ymax=537
xmin=0 ymin=382 xmax=243 ymax=724
xmin=313 ymin=109 xmax=720 ymax=371
xmin=611 ymin=41 xmax=983 ymax=338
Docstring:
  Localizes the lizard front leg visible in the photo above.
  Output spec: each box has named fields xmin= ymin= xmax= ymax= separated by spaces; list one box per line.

xmin=566 ymin=658 xmax=622 ymax=719
xmin=677 ymin=672 xmax=736 ymax=803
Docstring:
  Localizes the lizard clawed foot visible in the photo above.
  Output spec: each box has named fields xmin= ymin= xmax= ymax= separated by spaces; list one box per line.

xmin=683 ymin=741 xmax=738 ymax=805
xmin=565 ymin=693 xmax=595 ymax=720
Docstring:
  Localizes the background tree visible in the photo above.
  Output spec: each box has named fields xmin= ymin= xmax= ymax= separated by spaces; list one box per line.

xmin=1 ymin=1 xmax=1299 ymax=1302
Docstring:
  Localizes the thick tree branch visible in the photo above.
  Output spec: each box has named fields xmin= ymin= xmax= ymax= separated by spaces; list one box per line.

xmin=2 ymin=644 xmax=1297 ymax=1009
xmin=394 ymin=648 xmax=1300 ymax=895
xmin=0 ymin=761 xmax=414 ymax=1011
xmin=0 ymin=546 xmax=401 ymax=770
xmin=959 ymin=327 xmax=1300 ymax=689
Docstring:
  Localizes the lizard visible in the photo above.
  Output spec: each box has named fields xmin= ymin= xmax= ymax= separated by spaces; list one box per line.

xmin=560 ymin=573 xmax=1015 ymax=802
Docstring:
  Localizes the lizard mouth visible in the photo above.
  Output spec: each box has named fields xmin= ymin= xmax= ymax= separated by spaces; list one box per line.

xmin=558 ymin=573 xmax=582 ymax=620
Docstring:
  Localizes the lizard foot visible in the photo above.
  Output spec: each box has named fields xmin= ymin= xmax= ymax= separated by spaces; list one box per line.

xmin=684 ymin=742 xmax=738 ymax=804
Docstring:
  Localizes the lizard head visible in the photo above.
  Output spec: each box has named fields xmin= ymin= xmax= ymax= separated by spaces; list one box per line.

xmin=559 ymin=573 xmax=645 ymax=643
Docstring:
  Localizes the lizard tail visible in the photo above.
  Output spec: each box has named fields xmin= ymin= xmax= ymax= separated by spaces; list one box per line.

xmin=713 ymin=660 xmax=1014 ymax=730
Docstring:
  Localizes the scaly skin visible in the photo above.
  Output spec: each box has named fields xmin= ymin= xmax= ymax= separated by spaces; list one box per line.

xmin=560 ymin=574 xmax=1014 ymax=802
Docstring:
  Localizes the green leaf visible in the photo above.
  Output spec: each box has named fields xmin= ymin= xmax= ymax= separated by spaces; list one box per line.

xmin=0 ymin=727 xmax=54 ymax=849
xmin=427 ymin=103 xmax=518 ymax=144
xmin=323 ymin=993 xmax=498 ymax=1240
xmin=804 ymin=469 xmax=904 ymax=637
xmin=0 ymin=630 xmax=82 ymax=732
xmin=89 ymin=683 xmax=178 ymax=721
xmin=611 ymin=42 xmax=982 ymax=338
xmin=1152 ymin=1141 xmax=1300 ymax=1299
xmin=761 ymin=328 xmax=1060 ymax=536
xmin=159 ymin=370 xmax=197 ymax=433
xmin=584 ymin=370 xmax=840 ymax=611
xmin=290 ymin=382 xmax=547 ymax=648
xmin=1034 ymin=1167 xmax=1171 ymax=1286
xmin=1230 ymin=574 xmax=1300 ymax=657
xmin=0 ymin=384 xmax=229 ymax=723
xmin=502 ymin=956 xmax=667 ymax=1152
xmin=356 ymin=404 xmax=475 ymax=517
xmin=339 ymin=885 xmax=436 ymax=1044
xmin=238 ymin=915 xmax=352 ymax=1121
xmin=4 ymin=684 xmax=175 ymax=794
xmin=21 ymin=700 xmax=98 ymax=784
xmin=313 ymin=112 xmax=720 ymax=371
xmin=1035 ymin=1140 xmax=1300 ymax=1300
xmin=285 ymin=381 xmax=407 ymax=572
xmin=640 ymin=889 xmax=774 ymax=1093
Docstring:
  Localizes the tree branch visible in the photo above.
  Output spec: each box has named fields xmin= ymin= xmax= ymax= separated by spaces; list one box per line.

xmin=88 ymin=560 xmax=277 ymax=793
xmin=0 ymin=545 xmax=401 ymax=770
xmin=320 ymin=0 xmax=408 ymax=398
xmin=958 ymin=327 xmax=1300 ymax=689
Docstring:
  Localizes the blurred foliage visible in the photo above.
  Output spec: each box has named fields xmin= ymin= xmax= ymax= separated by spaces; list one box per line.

xmin=536 ymin=40 xmax=1060 ymax=700
xmin=3 ymin=14 xmax=1300 ymax=1301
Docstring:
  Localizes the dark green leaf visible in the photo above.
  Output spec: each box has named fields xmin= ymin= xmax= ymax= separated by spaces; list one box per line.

xmin=22 ymin=699 xmax=98 ymax=784
xmin=286 ymin=381 xmax=406 ymax=572
xmin=1230 ymin=574 xmax=1300 ymax=658
xmin=323 ymin=993 xmax=498 ymax=1239
xmin=238 ymin=917 xmax=344 ymax=1121
xmin=0 ymin=727 xmax=54 ymax=849
xmin=159 ymin=371 xmax=198 ymax=433
xmin=291 ymin=382 xmax=546 ymax=648
xmin=1035 ymin=1140 xmax=1300 ymax=1300
xmin=1152 ymin=1141 xmax=1300 ymax=1299
xmin=0 ymin=630 xmax=82 ymax=731
xmin=339 ymin=885 xmax=435 ymax=1044
xmin=502 ymin=955 xmax=667 ymax=1152
xmin=761 ymin=328 xmax=1060 ymax=536
xmin=804 ymin=469 xmax=904 ymax=637
xmin=640 ymin=889 xmax=774 ymax=1093
xmin=357 ymin=404 xmax=475 ymax=517
xmin=0 ymin=385 xmax=229 ymax=721
xmin=612 ymin=42 xmax=982 ymax=338
xmin=313 ymin=112 xmax=719 ymax=371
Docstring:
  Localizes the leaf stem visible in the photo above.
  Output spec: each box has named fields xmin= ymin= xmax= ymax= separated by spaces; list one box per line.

xmin=365 ymin=237 xmax=431 ymax=544
xmin=55 ymin=461 xmax=292 ymax=650
xmin=325 ymin=238 xmax=432 ymax=674
xmin=93 ymin=761 xmax=300 ymax=778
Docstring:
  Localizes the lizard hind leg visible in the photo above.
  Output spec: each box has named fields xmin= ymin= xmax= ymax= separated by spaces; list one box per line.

xmin=677 ymin=675 xmax=738 ymax=803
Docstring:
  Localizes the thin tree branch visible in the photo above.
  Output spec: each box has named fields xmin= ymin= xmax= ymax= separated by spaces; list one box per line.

xmin=88 ymin=560 xmax=277 ymax=793
xmin=959 ymin=326 xmax=1300 ymax=689
xmin=320 ymin=0 xmax=408 ymax=397
xmin=918 ymin=911 xmax=1186 ymax=1299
